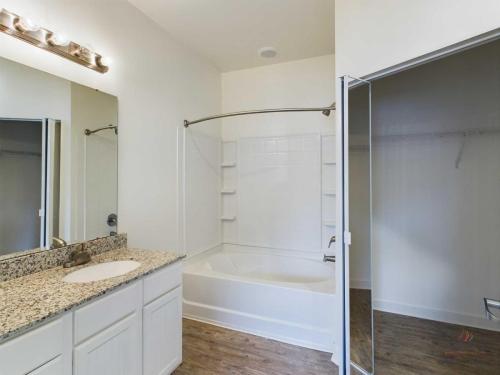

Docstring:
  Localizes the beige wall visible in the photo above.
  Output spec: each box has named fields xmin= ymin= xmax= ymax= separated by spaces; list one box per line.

xmin=335 ymin=0 xmax=500 ymax=77
xmin=221 ymin=55 xmax=335 ymax=140
xmin=0 ymin=0 xmax=221 ymax=250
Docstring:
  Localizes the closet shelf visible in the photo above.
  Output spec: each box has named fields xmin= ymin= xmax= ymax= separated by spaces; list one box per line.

xmin=221 ymin=216 xmax=236 ymax=221
xmin=221 ymin=189 xmax=237 ymax=194
xmin=221 ymin=162 xmax=237 ymax=168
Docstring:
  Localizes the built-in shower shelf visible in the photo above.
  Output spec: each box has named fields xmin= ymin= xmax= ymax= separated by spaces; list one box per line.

xmin=323 ymin=221 xmax=336 ymax=227
xmin=323 ymin=190 xmax=336 ymax=196
xmin=221 ymin=162 xmax=237 ymax=168
xmin=221 ymin=216 xmax=236 ymax=221
xmin=323 ymin=160 xmax=336 ymax=165
xmin=221 ymin=189 xmax=237 ymax=194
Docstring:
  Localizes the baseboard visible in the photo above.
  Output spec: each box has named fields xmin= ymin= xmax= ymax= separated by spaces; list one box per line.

xmin=183 ymin=299 xmax=337 ymax=359
xmin=374 ymin=299 xmax=500 ymax=332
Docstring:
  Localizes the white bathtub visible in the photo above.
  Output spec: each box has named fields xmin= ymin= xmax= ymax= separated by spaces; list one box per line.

xmin=183 ymin=245 xmax=336 ymax=353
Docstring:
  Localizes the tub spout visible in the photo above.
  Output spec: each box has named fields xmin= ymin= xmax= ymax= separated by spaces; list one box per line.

xmin=323 ymin=255 xmax=336 ymax=263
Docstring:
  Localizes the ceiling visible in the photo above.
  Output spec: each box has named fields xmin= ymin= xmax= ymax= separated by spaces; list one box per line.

xmin=129 ymin=0 xmax=334 ymax=72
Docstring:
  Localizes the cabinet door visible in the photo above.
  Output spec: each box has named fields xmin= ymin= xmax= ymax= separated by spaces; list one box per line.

xmin=28 ymin=356 xmax=64 ymax=375
xmin=143 ymin=287 xmax=182 ymax=375
xmin=74 ymin=312 xmax=141 ymax=375
xmin=0 ymin=314 xmax=71 ymax=375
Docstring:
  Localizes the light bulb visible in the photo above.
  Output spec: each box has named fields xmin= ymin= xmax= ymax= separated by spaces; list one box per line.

xmin=99 ymin=56 xmax=112 ymax=67
xmin=48 ymin=32 xmax=69 ymax=47
xmin=15 ymin=16 xmax=40 ymax=32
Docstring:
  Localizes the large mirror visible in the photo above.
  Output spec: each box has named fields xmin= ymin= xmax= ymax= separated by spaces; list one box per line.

xmin=0 ymin=56 xmax=118 ymax=257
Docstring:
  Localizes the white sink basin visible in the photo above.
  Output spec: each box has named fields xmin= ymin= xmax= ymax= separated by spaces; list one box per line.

xmin=62 ymin=260 xmax=141 ymax=283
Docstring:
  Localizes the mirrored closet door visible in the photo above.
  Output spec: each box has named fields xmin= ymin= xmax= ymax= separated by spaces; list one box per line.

xmin=344 ymin=36 xmax=500 ymax=375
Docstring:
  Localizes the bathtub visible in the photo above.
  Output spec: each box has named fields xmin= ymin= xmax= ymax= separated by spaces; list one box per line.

xmin=183 ymin=245 xmax=336 ymax=354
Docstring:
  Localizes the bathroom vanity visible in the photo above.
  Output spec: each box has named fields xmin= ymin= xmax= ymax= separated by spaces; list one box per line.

xmin=0 ymin=247 xmax=183 ymax=375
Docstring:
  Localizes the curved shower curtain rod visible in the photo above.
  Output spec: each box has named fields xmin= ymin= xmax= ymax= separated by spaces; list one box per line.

xmin=184 ymin=102 xmax=336 ymax=127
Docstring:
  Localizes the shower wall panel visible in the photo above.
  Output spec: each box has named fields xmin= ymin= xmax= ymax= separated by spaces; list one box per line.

xmin=237 ymin=134 xmax=321 ymax=252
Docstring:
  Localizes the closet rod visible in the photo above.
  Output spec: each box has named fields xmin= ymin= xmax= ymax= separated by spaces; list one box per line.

xmin=184 ymin=103 xmax=336 ymax=127
xmin=373 ymin=127 xmax=500 ymax=142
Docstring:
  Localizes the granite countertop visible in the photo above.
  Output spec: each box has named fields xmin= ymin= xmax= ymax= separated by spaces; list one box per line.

xmin=0 ymin=247 xmax=184 ymax=343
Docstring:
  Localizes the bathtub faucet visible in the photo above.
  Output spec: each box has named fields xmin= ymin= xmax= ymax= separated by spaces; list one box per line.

xmin=324 ymin=236 xmax=336 ymax=262
xmin=323 ymin=254 xmax=336 ymax=263
xmin=328 ymin=236 xmax=336 ymax=248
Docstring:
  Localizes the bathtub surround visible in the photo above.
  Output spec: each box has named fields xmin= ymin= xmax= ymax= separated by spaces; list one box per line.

xmin=183 ymin=244 xmax=336 ymax=355
xmin=0 ymin=234 xmax=127 ymax=282
xmin=181 ymin=54 xmax=338 ymax=360
xmin=0 ymin=246 xmax=183 ymax=342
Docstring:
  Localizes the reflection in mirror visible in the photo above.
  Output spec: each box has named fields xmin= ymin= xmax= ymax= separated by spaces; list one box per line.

xmin=0 ymin=56 xmax=118 ymax=258
xmin=349 ymin=80 xmax=373 ymax=374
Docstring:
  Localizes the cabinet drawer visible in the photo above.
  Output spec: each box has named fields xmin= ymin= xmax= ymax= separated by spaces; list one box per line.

xmin=143 ymin=262 xmax=182 ymax=305
xmin=0 ymin=314 xmax=70 ymax=375
xmin=74 ymin=282 xmax=141 ymax=344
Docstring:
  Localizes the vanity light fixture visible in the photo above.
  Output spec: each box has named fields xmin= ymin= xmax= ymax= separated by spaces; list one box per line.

xmin=0 ymin=8 xmax=109 ymax=73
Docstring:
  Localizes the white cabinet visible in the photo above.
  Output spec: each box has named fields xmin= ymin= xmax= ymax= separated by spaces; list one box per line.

xmin=0 ymin=314 xmax=72 ymax=375
xmin=0 ymin=262 xmax=182 ymax=375
xmin=143 ymin=287 xmax=182 ymax=375
xmin=28 ymin=356 xmax=64 ymax=375
xmin=74 ymin=312 xmax=141 ymax=375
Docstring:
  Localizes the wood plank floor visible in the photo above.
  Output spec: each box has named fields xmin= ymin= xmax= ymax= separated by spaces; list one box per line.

xmin=174 ymin=310 xmax=500 ymax=375
xmin=172 ymin=319 xmax=339 ymax=375
xmin=374 ymin=311 xmax=500 ymax=375
xmin=350 ymin=288 xmax=500 ymax=375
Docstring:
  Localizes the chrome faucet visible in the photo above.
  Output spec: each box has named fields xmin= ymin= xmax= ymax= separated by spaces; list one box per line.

xmin=328 ymin=236 xmax=336 ymax=248
xmin=63 ymin=243 xmax=91 ymax=268
xmin=323 ymin=254 xmax=336 ymax=262
xmin=51 ymin=236 xmax=67 ymax=249
xmin=323 ymin=236 xmax=336 ymax=263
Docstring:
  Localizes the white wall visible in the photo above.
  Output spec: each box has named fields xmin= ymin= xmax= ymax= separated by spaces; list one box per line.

xmin=335 ymin=0 xmax=500 ymax=77
xmin=0 ymin=0 xmax=221 ymax=250
xmin=368 ymin=41 xmax=500 ymax=330
xmin=222 ymin=55 xmax=335 ymax=140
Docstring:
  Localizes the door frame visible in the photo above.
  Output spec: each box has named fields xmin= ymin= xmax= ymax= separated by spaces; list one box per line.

xmin=336 ymin=27 xmax=500 ymax=375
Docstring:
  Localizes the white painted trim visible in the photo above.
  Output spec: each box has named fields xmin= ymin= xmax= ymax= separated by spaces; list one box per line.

xmin=361 ymin=29 xmax=500 ymax=82
xmin=373 ymin=299 xmax=500 ymax=332
xmin=183 ymin=301 xmax=338 ymax=362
